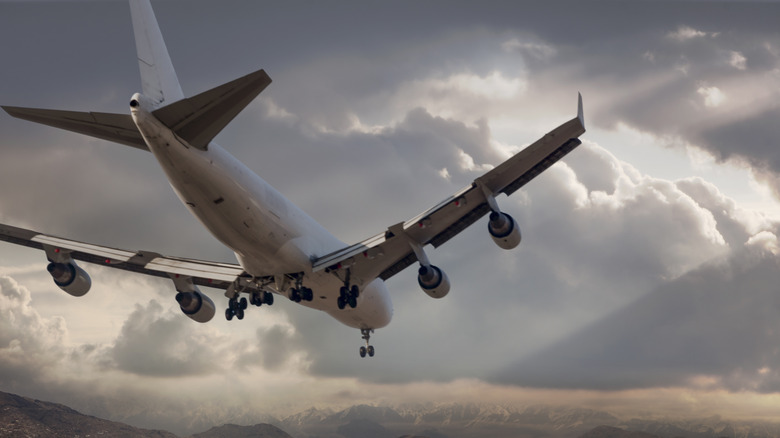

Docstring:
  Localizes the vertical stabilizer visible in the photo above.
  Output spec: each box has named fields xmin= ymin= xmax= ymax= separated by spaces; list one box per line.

xmin=129 ymin=0 xmax=184 ymax=106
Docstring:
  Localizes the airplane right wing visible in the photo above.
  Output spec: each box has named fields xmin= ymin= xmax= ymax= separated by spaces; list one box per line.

xmin=314 ymin=94 xmax=586 ymax=285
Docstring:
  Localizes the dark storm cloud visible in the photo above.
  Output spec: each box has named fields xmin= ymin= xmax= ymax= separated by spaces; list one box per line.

xmin=3 ymin=1 xmax=780 ymax=424
xmin=268 ymin=139 xmax=755 ymax=383
xmin=492 ymin=244 xmax=780 ymax=392
xmin=235 ymin=324 xmax=301 ymax=372
xmin=105 ymin=300 xmax=223 ymax=377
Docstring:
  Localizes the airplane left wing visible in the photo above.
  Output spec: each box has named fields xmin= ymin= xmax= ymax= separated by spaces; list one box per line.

xmin=0 ymin=223 xmax=249 ymax=290
xmin=314 ymin=94 xmax=586 ymax=286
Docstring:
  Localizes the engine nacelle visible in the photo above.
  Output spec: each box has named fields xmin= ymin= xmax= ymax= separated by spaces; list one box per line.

xmin=418 ymin=265 xmax=450 ymax=299
xmin=176 ymin=289 xmax=216 ymax=323
xmin=47 ymin=260 xmax=91 ymax=297
xmin=488 ymin=211 xmax=522 ymax=250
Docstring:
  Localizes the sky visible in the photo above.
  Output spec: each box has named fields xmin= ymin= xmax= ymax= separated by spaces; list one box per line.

xmin=2 ymin=0 xmax=780 ymax=435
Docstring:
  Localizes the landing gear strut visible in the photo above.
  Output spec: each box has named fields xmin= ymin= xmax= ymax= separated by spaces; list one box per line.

xmin=224 ymin=276 xmax=276 ymax=322
xmin=337 ymin=284 xmax=359 ymax=310
xmin=359 ymin=329 xmax=375 ymax=358
xmin=288 ymin=274 xmax=313 ymax=303
xmin=337 ymin=269 xmax=359 ymax=310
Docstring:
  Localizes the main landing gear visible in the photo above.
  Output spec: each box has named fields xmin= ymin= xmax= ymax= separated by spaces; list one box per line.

xmin=359 ymin=329 xmax=375 ymax=358
xmin=337 ymin=284 xmax=359 ymax=310
xmin=226 ymin=291 xmax=273 ymax=321
xmin=225 ymin=296 xmax=248 ymax=321
xmin=224 ymin=276 xmax=275 ymax=322
xmin=250 ymin=291 xmax=274 ymax=307
xmin=288 ymin=275 xmax=313 ymax=303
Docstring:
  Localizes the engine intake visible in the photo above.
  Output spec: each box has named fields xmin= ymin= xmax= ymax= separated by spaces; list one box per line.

xmin=488 ymin=211 xmax=521 ymax=250
xmin=176 ymin=289 xmax=216 ymax=323
xmin=418 ymin=264 xmax=450 ymax=298
xmin=47 ymin=260 xmax=91 ymax=297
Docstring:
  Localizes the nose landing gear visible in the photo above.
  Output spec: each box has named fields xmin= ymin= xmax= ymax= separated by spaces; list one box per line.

xmin=359 ymin=329 xmax=375 ymax=358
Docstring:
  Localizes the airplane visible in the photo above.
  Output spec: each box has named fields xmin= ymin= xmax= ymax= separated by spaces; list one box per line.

xmin=0 ymin=0 xmax=585 ymax=358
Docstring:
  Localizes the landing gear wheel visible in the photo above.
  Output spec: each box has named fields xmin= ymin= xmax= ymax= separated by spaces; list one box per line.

xmin=337 ymin=296 xmax=346 ymax=310
xmin=263 ymin=291 xmax=274 ymax=305
xmin=350 ymin=285 xmax=359 ymax=298
xmin=348 ymin=295 xmax=357 ymax=308
xmin=240 ymin=297 xmax=248 ymax=310
xmin=359 ymin=328 xmax=375 ymax=358
xmin=236 ymin=307 xmax=244 ymax=320
xmin=302 ymin=287 xmax=313 ymax=302
xmin=289 ymin=288 xmax=302 ymax=303
xmin=225 ymin=308 xmax=234 ymax=321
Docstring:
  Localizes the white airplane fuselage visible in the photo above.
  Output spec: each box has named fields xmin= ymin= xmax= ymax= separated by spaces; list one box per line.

xmin=130 ymin=93 xmax=393 ymax=330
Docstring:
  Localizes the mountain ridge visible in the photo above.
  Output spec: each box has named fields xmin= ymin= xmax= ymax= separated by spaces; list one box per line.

xmin=2 ymin=389 xmax=780 ymax=438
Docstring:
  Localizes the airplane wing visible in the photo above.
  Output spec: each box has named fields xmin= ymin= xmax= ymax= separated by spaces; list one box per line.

xmin=0 ymin=222 xmax=252 ymax=291
xmin=313 ymin=94 xmax=586 ymax=285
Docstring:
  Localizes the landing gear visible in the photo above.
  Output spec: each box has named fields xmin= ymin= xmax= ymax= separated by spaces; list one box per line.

xmin=225 ymin=295 xmax=247 ymax=321
xmin=289 ymin=287 xmax=313 ymax=302
xmin=337 ymin=284 xmax=359 ymax=310
xmin=250 ymin=291 xmax=274 ymax=307
xmin=287 ymin=274 xmax=314 ymax=303
xmin=359 ymin=329 xmax=375 ymax=358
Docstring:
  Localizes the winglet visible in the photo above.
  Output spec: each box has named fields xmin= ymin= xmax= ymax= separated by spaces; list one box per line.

xmin=577 ymin=92 xmax=584 ymax=129
xmin=129 ymin=0 xmax=184 ymax=106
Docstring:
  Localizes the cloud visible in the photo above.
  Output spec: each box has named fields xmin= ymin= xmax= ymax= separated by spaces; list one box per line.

xmin=697 ymin=85 xmax=726 ymax=108
xmin=274 ymin=140 xmax=759 ymax=384
xmin=0 ymin=276 xmax=68 ymax=388
xmin=4 ymin=1 xmax=780 ymax=432
xmin=492 ymin=243 xmax=780 ymax=391
xmin=104 ymin=300 xmax=227 ymax=377
xmin=729 ymin=51 xmax=747 ymax=70
xmin=667 ymin=26 xmax=712 ymax=42
xmin=235 ymin=324 xmax=307 ymax=372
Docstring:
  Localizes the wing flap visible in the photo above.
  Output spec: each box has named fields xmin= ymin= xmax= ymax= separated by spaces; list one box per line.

xmin=1 ymin=107 xmax=148 ymax=150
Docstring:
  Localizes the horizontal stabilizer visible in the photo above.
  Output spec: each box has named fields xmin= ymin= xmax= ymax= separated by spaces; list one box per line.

xmin=1 ymin=106 xmax=148 ymax=151
xmin=152 ymin=68 xmax=272 ymax=151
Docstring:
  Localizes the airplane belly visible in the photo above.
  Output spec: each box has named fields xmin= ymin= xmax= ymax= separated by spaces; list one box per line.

xmin=133 ymin=112 xmax=308 ymax=273
xmin=325 ymin=278 xmax=393 ymax=330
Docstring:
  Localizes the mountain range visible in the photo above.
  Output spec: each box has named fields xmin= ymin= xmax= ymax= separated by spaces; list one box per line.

xmin=2 ymin=390 xmax=779 ymax=438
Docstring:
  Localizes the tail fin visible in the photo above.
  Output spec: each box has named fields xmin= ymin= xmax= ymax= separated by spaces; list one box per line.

xmin=3 ymin=0 xmax=271 ymax=153
xmin=129 ymin=0 xmax=184 ymax=106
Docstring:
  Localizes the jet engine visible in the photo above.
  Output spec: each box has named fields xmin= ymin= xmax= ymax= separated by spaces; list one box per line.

xmin=175 ymin=289 xmax=216 ymax=323
xmin=417 ymin=264 xmax=450 ymax=298
xmin=488 ymin=211 xmax=521 ymax=250
xmin=47 ymin=260 xmax=91 ymax=297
